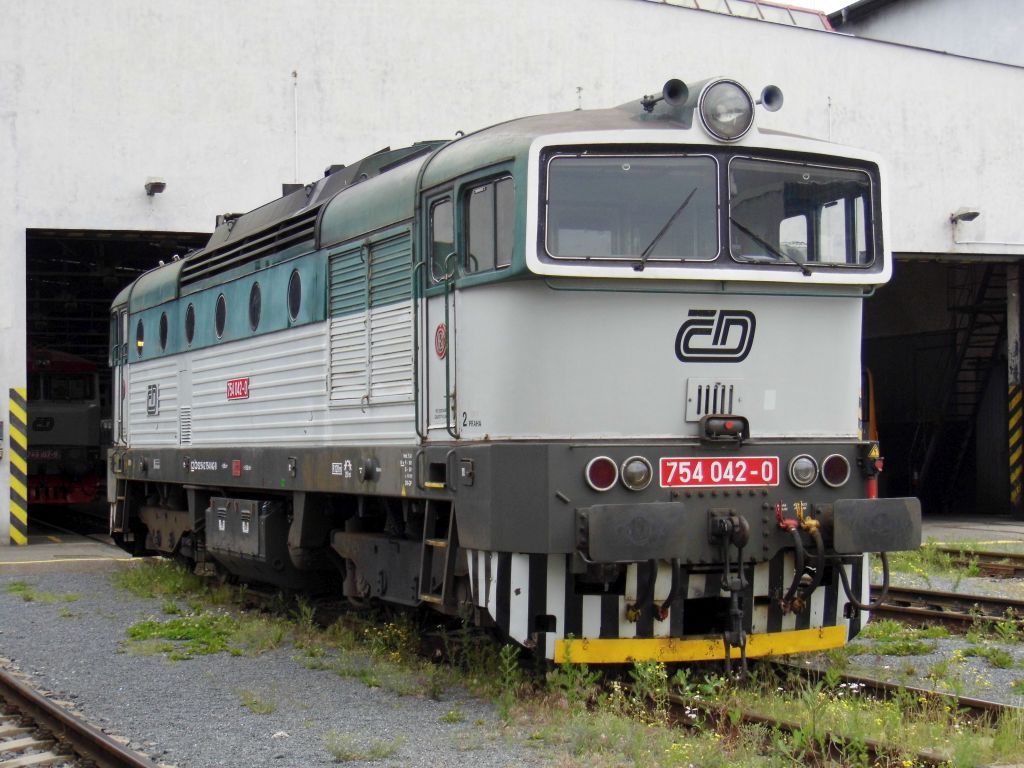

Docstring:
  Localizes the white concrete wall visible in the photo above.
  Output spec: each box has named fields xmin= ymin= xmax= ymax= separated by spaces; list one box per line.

xmin=2 ymin=0 xmax=1023 ymax=541
xmin=833 ymin=0 xmax=1024 ymax=67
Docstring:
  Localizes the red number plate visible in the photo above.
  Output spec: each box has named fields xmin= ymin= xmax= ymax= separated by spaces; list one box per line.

xmin=659 ymin=456 xmax=780 ymax=488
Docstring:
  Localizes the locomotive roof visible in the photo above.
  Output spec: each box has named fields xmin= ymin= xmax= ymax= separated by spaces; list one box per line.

xmin=114 ymin=88 xmax=835 ymax=313
xmin=419 ymin=101 xmax=703 ymax=188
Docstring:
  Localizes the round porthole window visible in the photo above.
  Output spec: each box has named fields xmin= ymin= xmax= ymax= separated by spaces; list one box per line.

xmin=135 ymin=319 xmax=145 ymax=356
xmin=215 ymin=294 xmax=227 ymax=338
xmin=159 ymin=312 xmax=169 ymax=350
xmin=249 ymin=282 xmax=262 ymax=331
xmin=185 ymin=304 xmax=195 ymax=346
xmin=288 ymin=269 xmax=302 ymax=321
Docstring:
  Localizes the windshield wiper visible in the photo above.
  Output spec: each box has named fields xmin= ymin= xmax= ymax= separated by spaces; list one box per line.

xmin=634 ymin=187 xmax=698 ymax=272
xmin=729 ymin=216 xmax=812 ymax=277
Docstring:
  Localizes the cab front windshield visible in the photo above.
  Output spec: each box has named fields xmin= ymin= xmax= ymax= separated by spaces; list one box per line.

xmin=542 ymin=152 xmax=875 ymax=269
xmin=729 ymin=158 xmax=873 ymax=267
xmin=544 ymin=154 xmax=719 ymax=263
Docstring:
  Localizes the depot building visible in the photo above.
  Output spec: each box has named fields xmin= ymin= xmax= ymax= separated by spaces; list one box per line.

xmin=2 ymin=0 xmax=1023 ymax=543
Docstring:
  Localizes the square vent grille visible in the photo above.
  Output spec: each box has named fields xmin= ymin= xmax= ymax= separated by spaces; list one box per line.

xmin=685 ymin=379 xmax=742 ymax=422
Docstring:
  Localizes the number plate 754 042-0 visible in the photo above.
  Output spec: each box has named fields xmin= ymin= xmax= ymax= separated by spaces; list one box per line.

xmin=659 ymin=456 xmax=780 ymax=488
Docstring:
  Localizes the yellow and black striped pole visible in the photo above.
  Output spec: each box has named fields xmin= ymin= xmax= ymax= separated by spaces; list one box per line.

xmin=8 ymin=387 xmax=28 ymax=545
xmin=1009 ymin=265 xmax=1023 ymax=520
xmin=1010 ymin=384 xmax=1023 ymax=515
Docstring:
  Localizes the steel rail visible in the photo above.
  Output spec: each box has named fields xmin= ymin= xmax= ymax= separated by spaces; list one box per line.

xmin=935 ymin=547 xmax=1024 ymax=578
xmin=666 ymin=690 xmax=950 ymax=767
xmin=772 ymin=662 xmax=1014 ymax=719
xmin=870 ymin=584 xmax=1024 ymax=628
xmin=0 ymin=667 xmax=156 ymax=768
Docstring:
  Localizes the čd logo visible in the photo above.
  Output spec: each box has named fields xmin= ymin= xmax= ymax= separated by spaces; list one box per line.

xmin=675 ymin=309 xmax=756 ymax=363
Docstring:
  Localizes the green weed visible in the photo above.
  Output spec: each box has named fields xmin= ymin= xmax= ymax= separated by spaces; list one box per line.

xmin=496 ymin=644 xmax=523 ymax=719
xmin=126 ymin=612 xmax=236 ymax=658
xmin=112 ymin=560 xmax=204 ymax=598
xmin=439 ymin=708 xmax=464 ymax=723
xmin=323 ymin=731 xmax=405 ymax=762
xmin=5 ymin=581 xmax=80 ymax=603
xmin=546 ymin=639 xmax=600 ymax=711
xmin=963 ymin=645 xmax=1016 ymax=669
xmin=237 ymin=688 xmax=277 ymax=715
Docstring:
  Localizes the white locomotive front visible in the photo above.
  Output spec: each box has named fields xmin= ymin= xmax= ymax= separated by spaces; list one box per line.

xmin=109 ymin=77 xmax=920 ymax=665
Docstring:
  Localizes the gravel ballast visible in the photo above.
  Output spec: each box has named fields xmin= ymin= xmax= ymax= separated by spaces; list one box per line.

xmin=0 ymin=561 xmax=547 ymax=768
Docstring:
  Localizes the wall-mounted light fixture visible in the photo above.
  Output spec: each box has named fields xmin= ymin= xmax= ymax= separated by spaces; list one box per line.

xmin=950 ymin=207 xmax=980 ymax=224
xmin=145 ymin=177 xmax=167 ymax=196
xmin=950 ymin=206 xmax=981 ymax=245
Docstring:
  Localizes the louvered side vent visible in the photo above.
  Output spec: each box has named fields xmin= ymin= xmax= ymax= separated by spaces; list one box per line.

xmin=368 ymin=233 xmax=413 ymax=403
xmin=180 ymin=207 xmax=319 ymax=288
xmin=327 ymin=231 xmax=413 ymax=407
xmin=179 ymin=406 xmax=192 ymax=445
xmin=685 ymin=379 xmax=742 ymax=422
xmin=328 ymin=245 xmax=368 ymax=406
xmin=369 ymin=303 xmax=413 ymax=402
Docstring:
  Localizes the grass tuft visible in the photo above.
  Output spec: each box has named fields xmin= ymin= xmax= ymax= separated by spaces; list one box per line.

xmin=111 ymin=560 xmax=205 ymax=599
xmin=323 ymin=731 xmax=405 ymax=762
xmin=6 ymin=581 xmax=80 ymax=603
xmin=237 ymin=688 xmax=277 ymax=715
xmin=126 ymin=612 xmax=236 ymax=658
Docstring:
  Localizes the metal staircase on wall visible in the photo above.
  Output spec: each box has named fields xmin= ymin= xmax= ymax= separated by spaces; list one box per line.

xmin=915 ymin=263 xmax=1006 ymax=509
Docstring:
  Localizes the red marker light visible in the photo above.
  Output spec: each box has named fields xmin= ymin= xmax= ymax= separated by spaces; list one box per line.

xmin=585 ymin=456 xmax=619 ymax=492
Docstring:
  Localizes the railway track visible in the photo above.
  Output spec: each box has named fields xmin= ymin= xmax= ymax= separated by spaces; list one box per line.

xmin=666 ymin=665 xmax=1015 ymax=767
xmin=667 ymin=688 xmax=954 ymax=766
xmin=935 ymin=547 xmax=1024 ymax=578
xmin=0 ymin=667 xmax=156 ymax=768
xmin=776 ymin=663 xmax=1014 ymax=720
xmin=870 ymin=584 xmax=1024 ymax=628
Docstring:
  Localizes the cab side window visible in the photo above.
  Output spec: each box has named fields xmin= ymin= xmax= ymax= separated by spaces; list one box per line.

xmin=430 ymin=198 xmax=454 ymax=282
xmin=465 ymin=177 xmax=514 ymax=274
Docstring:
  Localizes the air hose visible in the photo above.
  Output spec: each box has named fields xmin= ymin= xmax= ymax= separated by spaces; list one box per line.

xmin=837 ymin=551 xmax=890 ymax=611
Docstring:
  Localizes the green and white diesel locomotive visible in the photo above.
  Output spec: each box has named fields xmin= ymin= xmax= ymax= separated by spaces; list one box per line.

xmin=108 ymin=77 xmax=921 ymax=665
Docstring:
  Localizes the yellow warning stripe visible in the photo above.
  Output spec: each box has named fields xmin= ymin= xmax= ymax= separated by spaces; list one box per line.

xmin=8 ymin=400 xmax=26 ymax=427
xmin=9 ymin=387 xmax=29 ymax=546
xmin=554 ymin=626 xmax=848 ymax=664
xmin=10 ymin=503 xmax=26 ymax=525
xmin=1010 ymin=385 xmax=1023 ymax=515
xmin=8 ymin=529 xmax=28 ymax=545
xmin=10 ymin=453 xmax=26 ymax=477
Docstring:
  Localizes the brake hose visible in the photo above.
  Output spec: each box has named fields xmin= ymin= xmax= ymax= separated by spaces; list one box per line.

xmin=800 ymin=526 xmax=826 ymax=598
xmin=781 ymin=527 xmax=805 ymax=608
xmin=837 ymin=551 xmax=891 ymax=611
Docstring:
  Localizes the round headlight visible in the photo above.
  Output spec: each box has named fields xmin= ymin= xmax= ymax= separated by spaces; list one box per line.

xmin=621 ymin=456 xmax=653 ymax=491
xmin=821 ymin=454 xmax=851 ymax=488
xmin=585 ymin=456 xmax=619 ymax=492
xmin=699 ymin=80 xmax=754 ymax=141
xmin=788 ymin=454 xmax=819 ymax=488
